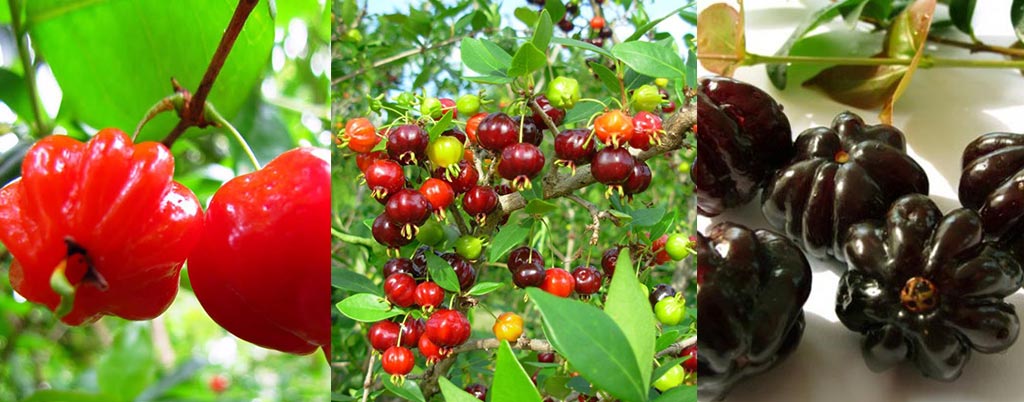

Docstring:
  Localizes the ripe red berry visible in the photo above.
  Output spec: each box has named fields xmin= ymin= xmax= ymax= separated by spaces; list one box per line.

xmin=368 ymin=321 xmax=401 ymax=352
xmin=477 ymin=113 xmax=519 ymax=151
xmin=384 ymin=189 xmax=431 ymax=239
xmin=426 ymin=309 xmax=471 ymax=347
xmin=372 ymin=214 xmax=413 ymax=250
xmin=532 ymin=95 xmax=566 ymax=127
xmin=554 ymin=129 xmax=597 ymax=175
xmin=462 ymin=186 xmax=499 ymax=224
xmin=466 ymin=112 xmax=488 ymax=144
xmin=498 ymin=143 xmax=546 ymax=190
xmin=659 ymin=89 xmax=676 ymax=113
xmin=399 ymin=318 xmax=425 ymax=347
xmin=386 ymin=124 xmax=429 ymax=165
xmin=342 ymin=118 xmax=380 ymax=153
xmin=434 ymin=160 xmax=479 ymax=194
xmin=631 ymin=111 xmax=663 ymax=151
xmin=209 ymin=375 xmax=230 ymax=394
xmin=507 ymin=246 xmax=544 ymax=272
xmin=541 ymin=268 xmax=575 ymax=297
xmin=602 ymin=247 xmax=621 ymax=278
xmin=414 ymin=281 xmax=445 ymax=310
xmin=381 ymin=346 xmax=415 ymax=375
xmin=538 ymin=352 xmax=556 ymax=363
xmin=465 ymin=384 xmax=488 ymax=401
xmin=651 ymin=234 xmax=671 ymax=265
xmin=513 ymin=261 xmax=547 ymax=288
xmin=384 ymin=273 xmax=417 ymax=307
xmin=590 ymin=16 xmax=605 ymax=30
xmin=594 ymin=110 xmax=634 ymax=147
xmin=591 ymin=147 xmax=637 ymax=194
xmin=439 ymin=98 xmax=457 ymax=119
xmin=365 ymin=159 xmax=405 ymax=202
xmin=680 ymin=345 xmax=698 ymax=373
xmin=418 ymin=333 xmax=447 ymax=363
xmin=419 ymin=178 xmax=455 ymax=218
xmin=572 ymin=265 xmax=603 ymax=295
xmin=623 ymin=159 xmax=652 ymax=198
xmin=442 ymin=253 xmax=478 ymax=291
xmin=356 ymin=151 xmax=387 ymax=172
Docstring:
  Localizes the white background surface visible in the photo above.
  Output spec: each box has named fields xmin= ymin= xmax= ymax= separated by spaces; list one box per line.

xmin=697 ymin=1 xmax=1024 ymax=401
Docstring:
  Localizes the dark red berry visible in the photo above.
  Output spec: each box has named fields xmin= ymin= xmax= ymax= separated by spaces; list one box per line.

xmin=382 ymin=258 xmax=414 ymax=278
xmin=515 ymin=115 xmax=543 ymax=146
xmin=368 ymin=321 xmax=400 ymax=352
xmin=462 ymin=186 xmax=499 ymax=224
xmin=495 ymin=183 xmax=515 ymax=195
xmin=623 ymin=159 xmax=652 ymax=198
xmin=558 ymin=17 xmax=574 ymax=32
xmin=554 ymin=129 xmax=596 ymax=174
xmin=499 ymin=143 xmax=545 ymax=190
xmin=385 ymin=189 xmax=431 ymax=239
xmin=587 ymin=37 xmax=605 ymax=47
xmin=532 ymin=95 xmax=566 ymax=127
xmin=598 ymin=26 xmax=612 ymax=39
xmin=399 ymin=318 xmax=425 ymax=347
xmin=434 ymin=160 xmax=479 ymax=194
xmin=507 ymin=246 xmax=544 ymax=272
xmin=384 ymin=273 xmax=417 ymax=307
xmin=412 ymin=246 xmax=433 ymax=278
xmin=425 ymin=309 xmax=471 ymax=347
xmin=439 ymin=98 xmax=457 ymax=119
xmin=680 ymin=345 xmax=697 ymax=373
xmin=372 ymin=214 xmax=413 ymax=249
xmin=442 ymin=127 xmax=468 ymax=145
xmin=414 ymin=281 xmax=445 ymax=310
xmin=442 ymin=253 xmax=477 ymax=291
xmin=464 ymin=384 xmax=488 ymax=401
xmin=513 ymin=261 xmax=546 ymax=288
xmin=649 ymin=284 xmax=676 ymax=307
xmin=381 ymin=346 xmax=414 ymax=375
xmin=572 ymin=265 xmax=602 ymax=295
xmin=565 ymin=1 xmax=579 ymax=15
xmin=591 ymin=147 xmax=636 ymax=187
xmin=538 ymin=352 xmax=556 ymax=363
xmin=386 ymin=125 xmax=429 ymax=165
xmin=602 ymin=247 xmax=620 ymax=277
xmin=477 ymin=113 xmax=519 ymax=152
xmin=356 ymin=151 xmax=387 ymax=172
xmin=365 ymin=159 xmax=405 ymax=202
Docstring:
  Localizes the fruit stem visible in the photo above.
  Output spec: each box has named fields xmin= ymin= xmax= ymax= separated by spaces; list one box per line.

xmin=49 ymin=260 xmax=76 ymax=319
xmin=9 ymin=0 xmax=51 ymax=136
xmin=700 ymin=52 xmax=1024 ymax=69
xmin=202 ymin=102 xmax=262 ymax=170
xmin=332 ymin=228 xmax=378 ymax=248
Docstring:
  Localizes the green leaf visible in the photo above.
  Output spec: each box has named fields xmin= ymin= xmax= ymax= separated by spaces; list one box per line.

xmin=696 ymin=3 xmax=743 ymax=75
xmin=785 ymin=31 xmax=884 ymax=87
xmin=428 ymin=111 xmax=454 ymax=142
xmin=97 ymin=322 xmax=156 ymax=401
xmin=489 ymin=218 xmax=534 ymax=262
xmin=629 ymin=207 xmax=666 ymax=228
xmin=0 ymin=69 xmax=33 ymax=122
xmin=626 ymin=4 xmax=690 ymax=42
xmin=653 ymin=384 xmax=697 ymax=402
xmin=765 ymin=0 xmax=867 ymax=89
xmin=611 ymin=41 xmax=686 ymax=80
xmin=551 ymin=37 xmax=615 ymax=59
xmin=527 ymin=288 xmax=647 ymax=402
xmin=465 ymin=74 xmax=516 ymax=85
xmin=438 ymin=377 xmax=483 ymax=402
xmin=524 ymin=199 xmax=558 ymax=215
xmin=21 ymin=391 xmax=115 ymax=402
xmin=648 ymin=209 xmax=677 ymax=241
xmin=603 ymin=249 xmax=656 ymax=388
xmin=333 ymin=269 xmax=381 ymax=295
xmin=466 ymin=281 xmax=504 ymax=296
xmin=1012 ymin=0 xmax=1024 ymax=43
xmin=532 ymin=9 xmax=553 ymax=51
xmin=0 ymin=0 xmax=10 ymax=24
xmin=656 ymin=330 xmax=682 ymax=352
xmin=803 ymin=64 xmax=905 ymax=109
xmin=336 ymin=293 xmax=404 ymax=322
xmin=492 ymin=340 xmax=544 ymax=402
xmin=590 ymin=62 xmax=622 ymax=97
xmin=949 ymin=0 xmax=976 ymax=38
xmin=461 ymin=38 xmax=513 ymax=76
xmin=339 ymin=0 xmax=357 ymax=26
xmin=544 ymin=0 xmax=565 ymax=25
xmin=508 ymin=42 xmax=547 ymax=77
xmin=514 ymin=7 xmax=539 ymax=26
xmin=651 ymin=356 xmax=688 ymax=387
xmin=383 ymin=378 xmax=426 ymax=402
xmin=25 ymin=0 xmax=274 ymax=141
xmin=426 ymin=252 xmax=461 ymax=292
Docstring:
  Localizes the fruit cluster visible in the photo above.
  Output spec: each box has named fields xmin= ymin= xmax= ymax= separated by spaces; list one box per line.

xmin=694 ymin=75 xmax=1024 ymax=397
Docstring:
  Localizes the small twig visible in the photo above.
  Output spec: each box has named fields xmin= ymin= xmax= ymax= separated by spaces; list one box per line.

xmin=362 ymin=346 xmax=376 ymax=402
xmin=334 ymin=32 xmax=484 ymax=85
xmin=451 ymin=337 xmax=555 ymax=354
xmin=927 ymin=34 xmax=1024 ymax=57
xmin=528 ymin=98 xmax=560 ymax=134
xmin=8 ymin=0 xmax=50 ymax=136
xmin=448 ymin=206 xmax=471 ymax=236
xmin=655 ymin=336 xmax=697 ymax=359
xmin=163 ymin=0 xmax=259 ymax=147
xmin=566 ymin=194 xmax=619 ymax=245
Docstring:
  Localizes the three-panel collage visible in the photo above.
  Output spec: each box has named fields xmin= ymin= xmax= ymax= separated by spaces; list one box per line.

xmin=0 ymin=0 xmax=1021 ymax=401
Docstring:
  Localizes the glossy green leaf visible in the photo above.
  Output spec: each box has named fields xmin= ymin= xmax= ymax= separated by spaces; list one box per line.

xmin=696 ymin=2 xmax=743 ymax=75
xmin=489 ymin=217 xmax=533 ymax=261
xmin=0 ymin=69 xmax=33 ymax=124
xmin=466 ymin=281 xmax=504 ymax=296
xmin=648 ymin=209 xmax=677 ymax=241
xmin=881 ymin=0 xmax=936 ymax=122
xmin=629 ymin=207 xmax=666 ymax=228
xmin=26 ymin=0 xmax=274 ymax=141
xmin=461 ymin=38 xmax=513 ymax=76
xmin=333 ymin=269 xmax=381 ymax=295
xmin=611 ymin=41 xmax=685 ymax=80
xmin=765 ymin=0 xmax=867 ymax=89
xmin=336 ymin=293 xmax=404 ymax=322
xmin=656 ymin=330 xmax=682 ymax=352
xmin=524 ymin=199 xmax=558 ymax=215
xmin=603 ymin=249 xmax=657 ymax=389
xmin=0 ymin=0 xmax=9 ymax=23
xmin=515 ymin=7 xmax=539 ymax=26
xmin=590 ymin=62 xmax=622 ymax=97
xmin=339 ymin=0 xmax=357 ymax=26
xmin=492 ymin=340 xmax=543 ymax=402
xmin=949 ymin=0 xmax=976 ymax=38
xmin=653 ymin=384 xmax=697 ymax=402
xmin=544 ymin=0 xmax=566 ymax=26
xmin=626 ymin=4 xmax=690 ymax=42
xmin=427 ymin=111 xmax=454 ymax=141
xmin=550 ymin=37 xmax=614 ymax=58
xmin=1012 ymin=0 xmax=1024 ymax=43
xmin=532 ymin=10 xmax=553 ymax=51
xmin=97 ymin=322 xmax=156 ymax=401
xmin=528 ymin=288 xmax=647 ymax=402
xmin=804 ymin=64 xmax=905 ymax=109
xmin=508 ymin=42 xmax=547 ymax=77
xmin=426 ymin=252 xmax=461 ymax=292
xmin=383 ymin=378 xmax=426 ymax=402
xmin=785 ymin=31 xmax=884 ymax=87
xmin=438 ymin=377 xmax=483 ymax=402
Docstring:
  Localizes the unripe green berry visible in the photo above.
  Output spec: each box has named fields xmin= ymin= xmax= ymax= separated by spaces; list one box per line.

xmin=631 ymin=85 xmax=664 ymax=112
xmin=456 ymin=94 xmax=481 ymax=116
xmin=546 ymin=77 xmax=581 ymax=109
